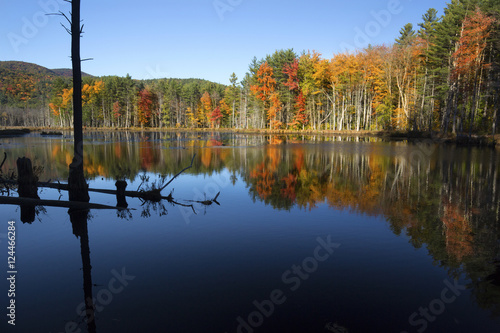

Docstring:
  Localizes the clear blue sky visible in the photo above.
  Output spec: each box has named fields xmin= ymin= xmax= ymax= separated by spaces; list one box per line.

xmin=1 ymin=0 xmax=450 ymax=85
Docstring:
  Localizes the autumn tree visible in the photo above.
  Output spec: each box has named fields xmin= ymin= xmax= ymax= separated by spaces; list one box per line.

xmin=283 ymin=58 xmax=308 ymax=129
xmin=137 ymin=88 xmax=155 ymax=127
xmin=209 ymin=105 xmax=223 ymax=128
xmin=451 ymin=7 xmax=496 ymax=135
xmin=82 ymin=80 xmax=104 ymax=127
xmin=199 ymin=91 xmax=212 ymax=128
xmin=265 ymin=49 xmax=297 ymax=125
xmin=251 ymin=62 xmax=280 ymax=129
xmin=185 ymin=107 xmax=197 ymax=127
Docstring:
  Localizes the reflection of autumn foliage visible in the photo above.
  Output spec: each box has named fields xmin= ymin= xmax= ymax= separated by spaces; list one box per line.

xmin=201 ymin=149 xmax=212 ymax=168
xmin=281 ymin=173 xmax=297 ymax=201
xmin=51 ymin=145 xmax=61 ymax=158
xmin=442 ymin=199 xmax=474 ymax=261
xmin=114 ymin=142 xmax=122 ymax=159
xmin=208 ymin=139 xmax=223 ymax=147
xmin=13 ymin=132 xmax=500 ymax=318
xmin=250 ymin=162 xmax=274 ymax=200
xmin=293 ymin=148 xmax=304 ymax=172
xmin=84 ymin=162 xmax=106 ymax=178
xmin=362 ymin=155 xmax=383 ymax=205
xmin=266 ymin=147 xmax=281 ymax=171
xmin=268 ymin=136 xmax=283 ymax=145
xmin=323 ymin=154 xmax=387 ymax=215
xmin=197 ymin=139 xmax=230 ymax=169
xmin=64 ymin=151 xmax=72 ymax=166
xmin=140 ymin=140 xmax=154 ymax=170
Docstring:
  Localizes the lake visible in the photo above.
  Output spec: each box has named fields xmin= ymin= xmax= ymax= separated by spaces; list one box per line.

xmin=1 ymin=131 xmax=500 ymax=333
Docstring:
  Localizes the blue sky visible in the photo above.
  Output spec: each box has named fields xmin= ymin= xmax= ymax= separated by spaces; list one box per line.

xmin=1 ymin=0 xmax=450 ymax=85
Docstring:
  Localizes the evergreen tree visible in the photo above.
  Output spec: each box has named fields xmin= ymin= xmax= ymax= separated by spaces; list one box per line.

xmin=395 ymin=23 xmax=416 ymax=46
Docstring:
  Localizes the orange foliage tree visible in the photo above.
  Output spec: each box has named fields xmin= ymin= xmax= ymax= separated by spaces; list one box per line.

xmin=199 ymin=91 xmax=212 ymax=127
xmin=251 ymin=62 xmax=281 ymax=129
xmin=451 ymin=8 xmax=497 ymax=133
xmin=283 ymin=58 xmax=308 ymax=129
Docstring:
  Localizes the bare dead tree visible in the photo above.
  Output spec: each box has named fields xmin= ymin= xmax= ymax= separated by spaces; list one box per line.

xmin=58 ymin=0 xmax=90 ymax=202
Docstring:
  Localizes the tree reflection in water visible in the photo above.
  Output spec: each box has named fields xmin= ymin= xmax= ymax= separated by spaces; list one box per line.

xmin=1 ymin=131 xmax=500 ymax=317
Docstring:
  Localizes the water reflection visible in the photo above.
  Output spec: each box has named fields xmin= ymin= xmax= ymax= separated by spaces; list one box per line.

xmin=69 ymin=209 xmax=96 ymax=333
xmin=1 ymin=131 xmax=500 ymax=322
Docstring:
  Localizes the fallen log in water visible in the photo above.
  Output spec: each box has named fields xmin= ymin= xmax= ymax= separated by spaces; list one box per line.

xmin=0 ymin=153 xmax=213 ymax=211
xmin=1 ymin=154 xmax=197 ymax=202
xmin=2 ymin=179 xmax=160 ymax=198
xmin=0 ymin=196 xmax=130 ymax=210
xmin=1 ymin=179 xmax=200 ymax=203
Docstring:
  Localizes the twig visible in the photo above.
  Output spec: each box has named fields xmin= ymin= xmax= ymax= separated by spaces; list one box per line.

xmin=159 ymin=154 xmax=196 ymax=192
xmin=0 ymin=152 xmax=6 ymax=171
xmin=186 ymin=191 xmax=220 ymax=206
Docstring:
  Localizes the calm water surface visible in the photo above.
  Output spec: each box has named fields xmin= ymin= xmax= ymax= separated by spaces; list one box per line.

xmin=1 ymin=131 xmax=500 ymax=333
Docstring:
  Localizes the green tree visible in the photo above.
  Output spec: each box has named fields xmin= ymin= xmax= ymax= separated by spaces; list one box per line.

xmin=395 ymin=23 xmax=416 ymax=46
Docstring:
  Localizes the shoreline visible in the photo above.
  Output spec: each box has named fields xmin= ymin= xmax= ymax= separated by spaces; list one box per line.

xmin=1 ymin=126 xmax=498 ymax=147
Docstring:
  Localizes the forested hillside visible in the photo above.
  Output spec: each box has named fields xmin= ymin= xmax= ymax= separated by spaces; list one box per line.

xmin=1 ymin=0 xmax=499 ymax=134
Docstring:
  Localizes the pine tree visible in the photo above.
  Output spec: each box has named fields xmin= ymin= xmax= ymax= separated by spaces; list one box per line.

xmin=395 ymin=23 xmax=416 ymax=46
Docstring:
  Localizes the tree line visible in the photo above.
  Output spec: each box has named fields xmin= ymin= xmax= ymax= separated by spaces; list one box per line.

xmin=1 ymin=0 xmax=499 ymax=134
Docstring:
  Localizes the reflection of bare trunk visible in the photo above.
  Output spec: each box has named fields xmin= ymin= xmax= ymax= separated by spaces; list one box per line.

xmin=69 ymin=209 xmax=96 ymax=333
xmin=17 ymin=157 xmax=39 ymax=223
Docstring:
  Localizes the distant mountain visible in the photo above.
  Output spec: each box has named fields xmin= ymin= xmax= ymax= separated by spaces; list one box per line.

xmin=0 ymin=61 xmax=56 ymax=77
xmin=0 ymin=61 xmax=94 ymax=108
xmin=51 ymin=68 xmax=93 ymax=78
xmin=0 ymin=61 xmax=224 ymax=112
xmin=0 ymin=61 xmax=93 ymax=79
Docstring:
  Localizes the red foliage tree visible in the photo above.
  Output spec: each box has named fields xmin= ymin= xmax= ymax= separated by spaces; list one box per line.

xmin=292 ymin=91 xmax=308 ymax=129
xmin=283 ymin=58 xmax=299 ymax=91
xmin=283 ymin=58 xmax=308 ymax=129
xmin=209 ymin=105 xmax=223 ymax=128
xmin=113 ymin=101 xmax=121 ymax=119
xmin=137 ymin=89 xmax=154 ymax=127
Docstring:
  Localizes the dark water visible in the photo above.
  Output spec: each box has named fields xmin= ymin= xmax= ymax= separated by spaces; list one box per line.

xmin=1 ymin=131 xmax=500 ymax=333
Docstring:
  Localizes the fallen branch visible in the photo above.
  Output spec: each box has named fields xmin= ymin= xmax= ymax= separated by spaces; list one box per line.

xmin=0 ymin=152 xmax=6 ymax=171
xmin=159 ymin=153 xmax=196 ymax=192
xmin=0 ymin=196 xmax=131 ymax=210
xmin=1 ymin=179 xmax=193 ymax=202
xmin=186 ymin=191 xmax=220 ymax=206
xmin=1 ymin=153 xmax=203 ymax=205
xmin=163 ymin=191 xmax=197 ymax=213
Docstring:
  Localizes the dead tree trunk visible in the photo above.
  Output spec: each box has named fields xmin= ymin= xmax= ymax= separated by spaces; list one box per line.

xmin=115 ymin=180 xmax=128 ymax=208
xmin=68 ymin=0 xmax=90 ymax=203
xmin=17 ymin=157 xmax=38 ymax=223
xmin=17 ymin=157 xmax=39 ymax=199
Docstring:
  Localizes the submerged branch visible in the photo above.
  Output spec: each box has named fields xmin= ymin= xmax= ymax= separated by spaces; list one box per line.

xmin=0 ymin=152 xmax=6 ymax=171
xmin=0 ymin=196 xmax=131 ymax=210
xmin=186 ymin=191 xmax=220 ymax=206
